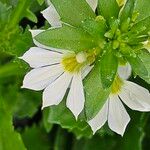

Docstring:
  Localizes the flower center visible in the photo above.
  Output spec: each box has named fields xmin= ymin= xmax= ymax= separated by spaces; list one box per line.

xmin=61 ymin=52 xmax=87 ymax=73
xmin=111 ymin=75 xmax=124 ymax=94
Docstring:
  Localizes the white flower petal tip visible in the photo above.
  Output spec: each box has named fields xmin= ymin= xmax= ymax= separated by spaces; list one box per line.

xmin=22 ymin=65 xmax=64 ymax=91
xmin=29 ymin=29 xmax=44 ymax=38
xmin=21 ymin=85 xmax=25 ymax=89
xmin=43 ymin=73 xmax=72 ymax=108
xmin=66 ymin=74 xmax=85 ymax=120
xmin=88 ymin=101 xmax=108 ymax=134
xmin=20 ymin=47 xmax=62 ymax=68
xmin=86 ymin=0 xmax=98 ymax=11
xmin=120 ymin=81 xmax=150 ymax=112
xmin=118 ymin=63 xmax=132 ymax=80
xmin=41 ymin=5 xmax=62 ymax=27
xmin=108 ymin=96 xmax=131 ymax=136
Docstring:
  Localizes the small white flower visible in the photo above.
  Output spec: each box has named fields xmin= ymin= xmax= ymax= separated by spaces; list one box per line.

xmin=88 ymin=64 xmax=150 ymax=136
xmin=21 ymin=47 xmax=93 ymax=120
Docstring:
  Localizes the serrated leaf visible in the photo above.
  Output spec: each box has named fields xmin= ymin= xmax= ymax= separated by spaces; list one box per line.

xmin=0 ymin=98 xmax=26 ymax=150
xmin=47 ymin=100 xmax=93 ymax=138
xmin=84 ymin=60 xmax=110 ymax=120
xmin=14 ymin=91 xmax=41 ymax=118
xmin=126 ymin=52 xmax=149 ymax=84
xmin=21 ymin=125 xmax=51 ymax=150
xmin=98 ymin=0 xmax=120 ymax=22
xmin=100 ymin=51 xmax=118 ymax=89
xmin=50 ymin=0 xmax=95 ymax=27
xmin=35 ymin=24 xmax=97 ymax=53
xmin=0 ymin=26 xmax=33 ymax=56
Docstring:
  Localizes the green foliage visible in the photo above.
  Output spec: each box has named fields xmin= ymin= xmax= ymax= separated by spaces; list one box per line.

xmin=100 ymin=50 xmax=118 ymax=88
xmin=35 ymin=24 xmax=97 ymax=52
xmin=84 ymin=61 xmax=110 ymax=120
xmin=0 ymin=99 xmax=26 ymax=150
xmin=0 ymin=0 xmax=150 ymax=149
xmin=21 ymin=125 xmax=51 ymax=150
xmin=50 ymin=0 xmax=95 ymax=27
xmin=127 ymin=53 xmax=149 ymax=84
xmin=98 ymin=0 xmax=120 ymax=21
xmin=46 ymin=100 xmax=93 ymax=138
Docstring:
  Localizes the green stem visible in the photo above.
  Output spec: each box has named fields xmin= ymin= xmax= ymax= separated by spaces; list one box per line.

xmin=54 ymin=128 xmax=68 ymax=150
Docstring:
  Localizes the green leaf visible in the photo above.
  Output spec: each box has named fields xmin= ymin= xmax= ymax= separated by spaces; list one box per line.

xmin=130 ymin=16 xmax=150 ymax=35
xmin=47 ymin=100 xmax=93 ymax=138
xmin=119 ymin=0 xmax=135 ymax=23
xmin=81 ymin=17 xmax=107 ymax=40
xmin=14 ymin=91 xmax=41 ymax=118
xmin=117 ymin=112 xmax=148 ymax=150
xmin=134 ymin=0 xmax=150 ymax=23
xmin=98 ymin=0 xmax=120 ymax=22
xmin=100 ymin=51 xmax=118 ymax=89
xmin=84 ymin=60 xmax=110 ymax=120
xmin=35 ymin=24 xmax=97 ymax=53
xmin=0 ymin=26 xmax=33 ymax=56
xmin=72 ymin=135 xmax=116 ymax=150
xmin=126 ymin=52 xmax=149 ymax=84
xmin=36 ymin=0 xmax=44 ymax=5
xmin=50 ymin=0 xmax=95 ymax=27
xmin=137 ymin=50 xmax=150 ymax=84
xmin=25 ymin=9 xmax=38 ymax=23
xmin=0 ymin=1 xmax=12 ymax=28
xmin=0 ymin=98 xmax=26 ymax=150
xmin=21 ymin=125 xmax=51 ymax=150
xmin=42 ymin=108 xmax=53 ymax=133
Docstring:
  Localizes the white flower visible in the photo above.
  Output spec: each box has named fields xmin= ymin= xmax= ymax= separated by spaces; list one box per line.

xmin=21 ymin=47 xmax=93 ymax=119
xmin=20 ymin=4 xmax=97 ymax=119
xmin=20 ymin=1 xmax=98 ymax=119
xmin=88 ymin=64 xmax=150 ymax=136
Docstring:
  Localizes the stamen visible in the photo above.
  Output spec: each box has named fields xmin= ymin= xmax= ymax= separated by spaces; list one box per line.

xmin=111 ymin=75 xmax=124 ymax=94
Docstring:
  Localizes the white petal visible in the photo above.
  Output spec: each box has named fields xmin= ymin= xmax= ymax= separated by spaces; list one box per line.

xmin=108 ymin=95 xmax=130 ymax=136
xmin=81 ymin=65 xmax=94 ymax=80
xmin=119 ymin=81 xmax=150 ymax=111
xmin=66 ymin=73 xmax=85 ymax=119
xmin=41 ymin=5 xmax=62 ymax=27
xmin=86 ymin=0 xmax=98 ymax=11
xmin=29 ymin=29 xmax=70 ymax=54
xmin=88 ymin=100 xmax=108 ymax=134
xmin=118 ymin=63 xmax=132 ymax=80
xmin=42 ymin=73 xmax=73 ymax=108
xmin=20 ymin=47 xmax=63 ymax=68
xmin=22 ymin=64 xmax=64 ymax=91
